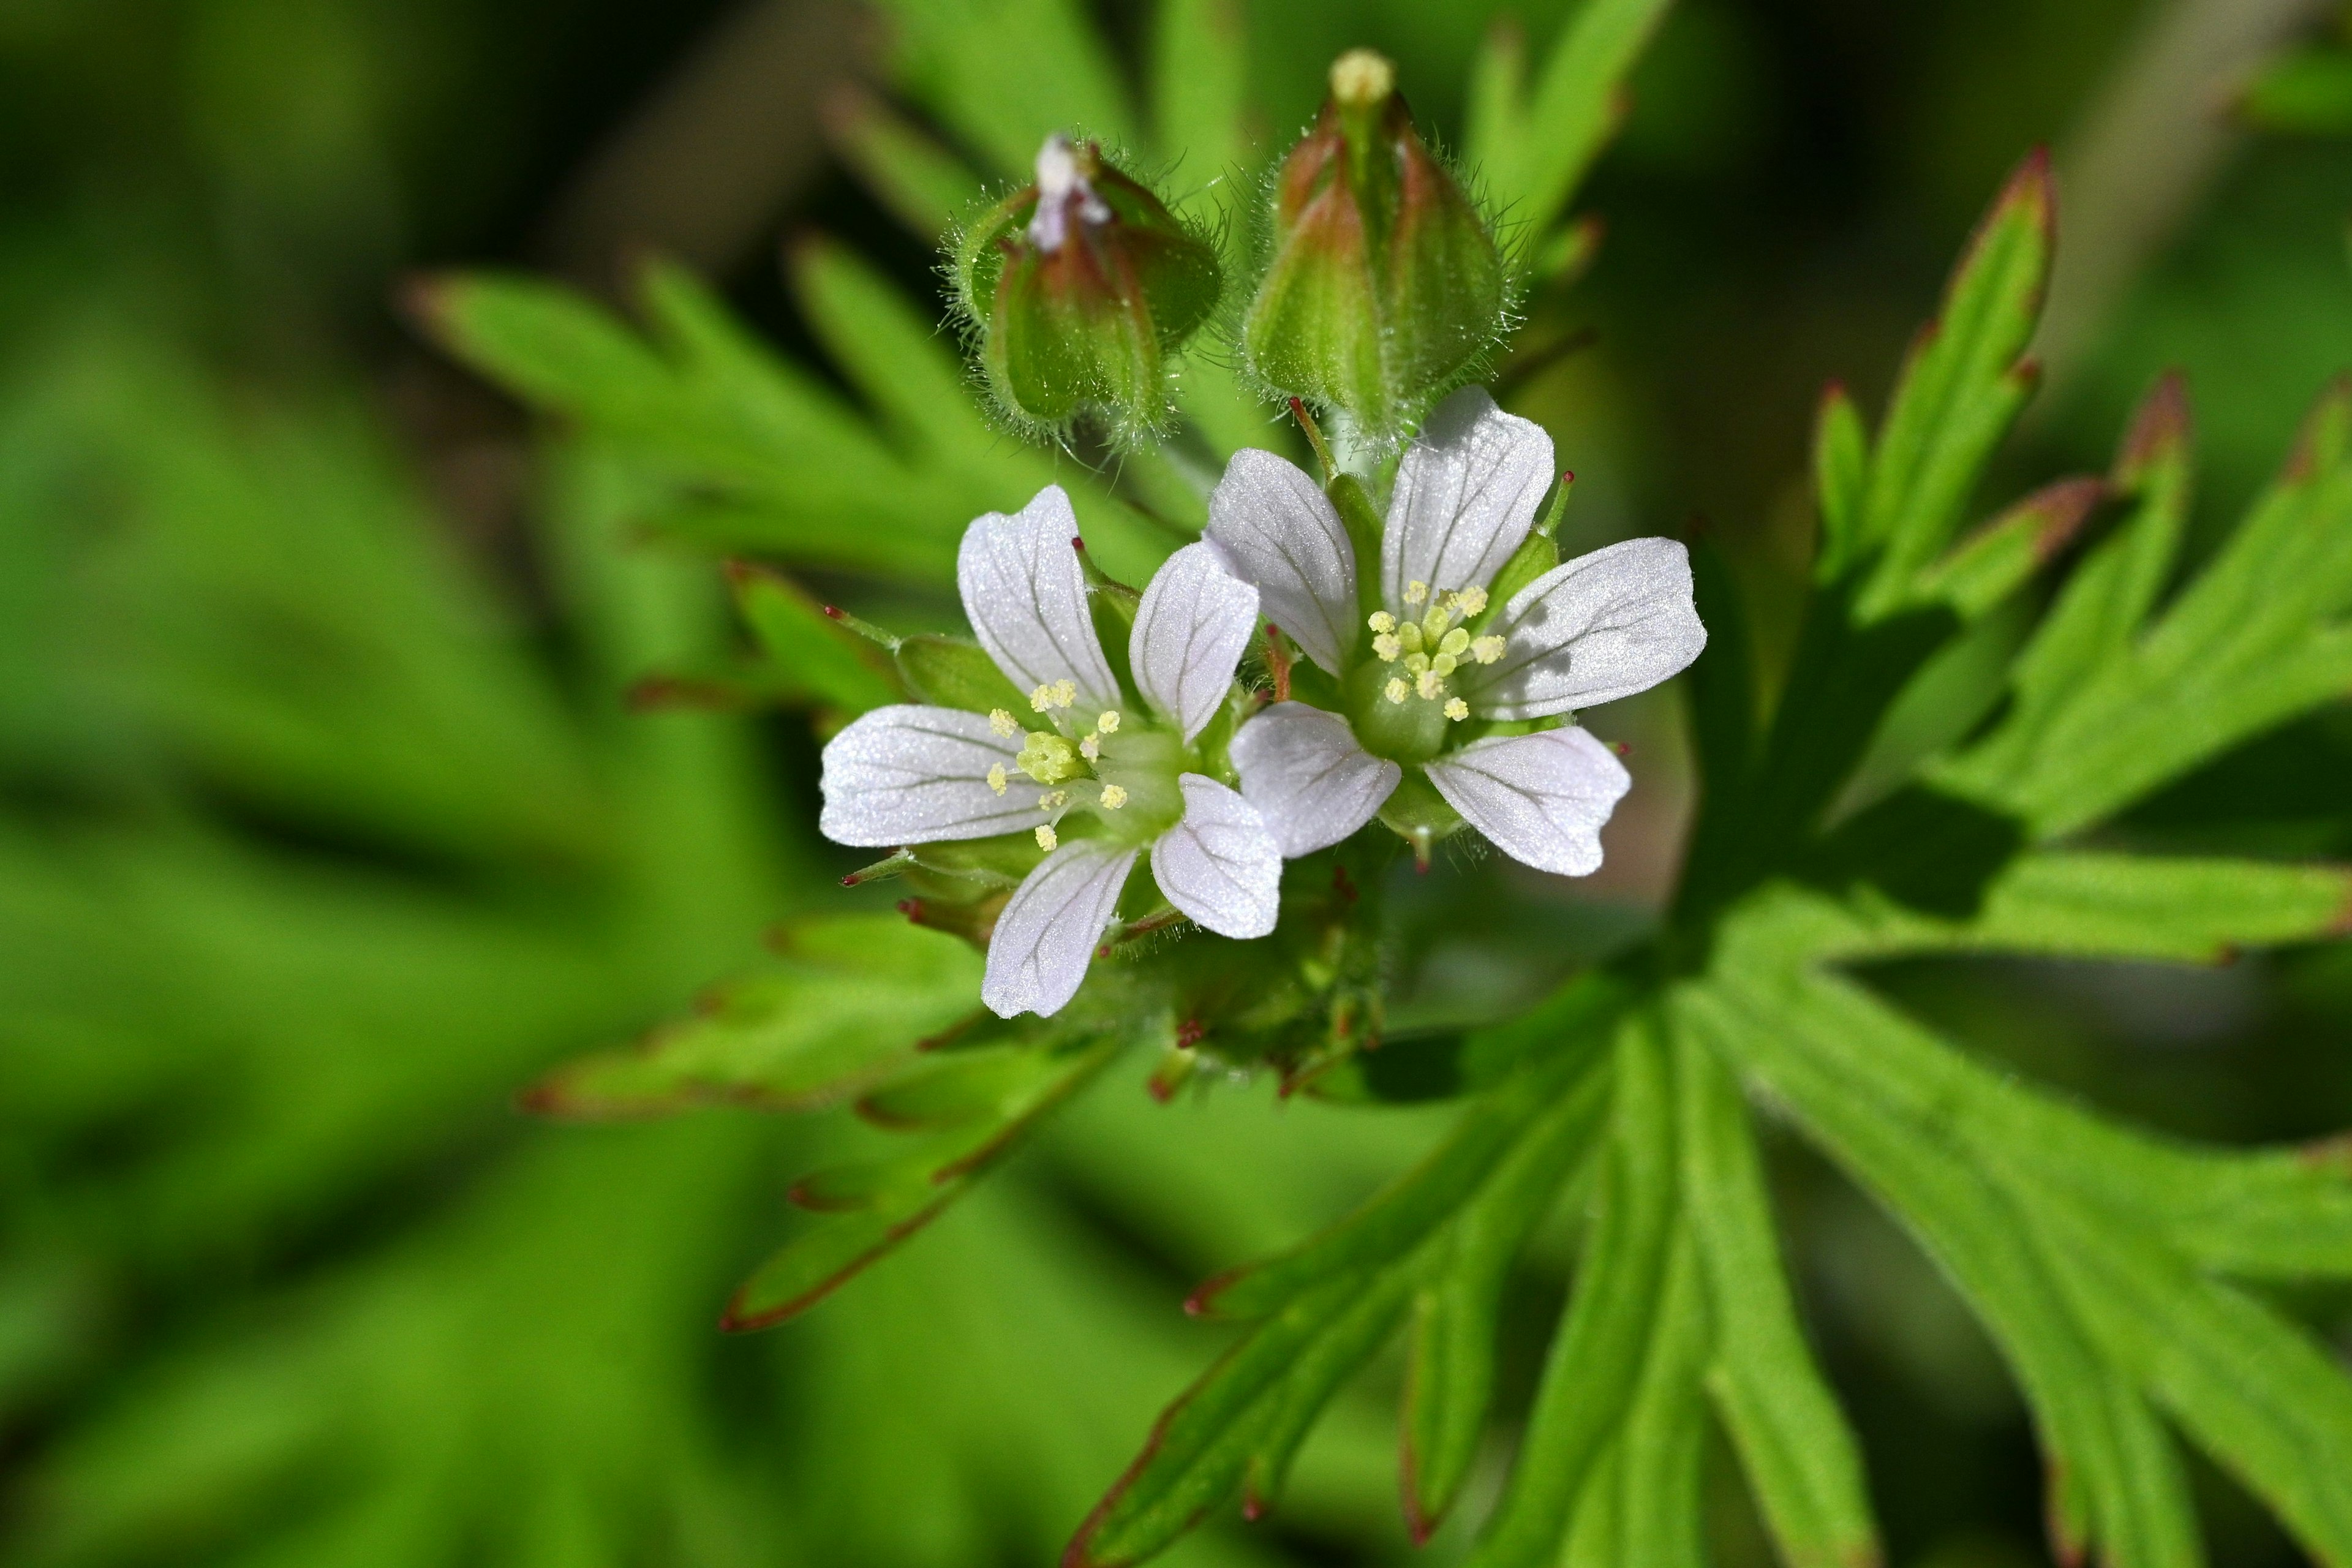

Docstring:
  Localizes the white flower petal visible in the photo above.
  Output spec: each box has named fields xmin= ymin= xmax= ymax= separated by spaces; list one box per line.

xmin=818 ymin=705 xmax=1036 ymax=846
xmin=1423 ymin=727 xmax=1631 ymax=878
xmin=1129 ymin=542 xmax=1260 ymax=742
xmin=981 ymin=839 xmax=1139 ymax=1018
xmin=1204 ymin=448 xmax=1359 ymax=676
xmin=1461 ymin=537 xmax=1706 ymax=720
xmin=957 ymin=484 xmax=1118 ymax=712
xmin=1228 ymin=702 xmax=1400 ymax=857
xmin=1382 ymin=386 xmax=1555 ymax=609
xmin=1150 ymin=775 xmax=1281 ymax=938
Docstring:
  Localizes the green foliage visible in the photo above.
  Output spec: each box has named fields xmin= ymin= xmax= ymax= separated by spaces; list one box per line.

xmin=18 ymin=2 xmax=2352 ymax=1567
xmin=400 ymin=0 xmax=2352 ymax=1545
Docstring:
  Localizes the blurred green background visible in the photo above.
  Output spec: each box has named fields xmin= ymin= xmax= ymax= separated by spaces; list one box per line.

xmin=4 ymin=0 xmax=2350 ymax=1564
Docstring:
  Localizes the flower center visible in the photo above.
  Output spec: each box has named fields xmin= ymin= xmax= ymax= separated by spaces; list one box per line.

xmin=982 ymin=701 xmax=1177 ymax=850
xmin=1368 ymin=583 xmax=1505 ymax=720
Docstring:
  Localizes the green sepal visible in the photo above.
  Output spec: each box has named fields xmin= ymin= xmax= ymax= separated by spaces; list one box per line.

xmin=895 ymin=632 xmax=1030 ymax=714
xmin=725 ymin=561 xmax=905 ymax=714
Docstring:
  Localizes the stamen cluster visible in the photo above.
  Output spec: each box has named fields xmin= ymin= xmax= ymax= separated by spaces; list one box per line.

xmin=986 ymin=692 xmax=1131 ymax=849
xmin=1368 ymin=584 xmax=1504 ymax=719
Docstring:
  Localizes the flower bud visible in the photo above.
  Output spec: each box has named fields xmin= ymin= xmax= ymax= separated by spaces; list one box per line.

xmin=1242 ymin=50 xmax=1505 ymax=440
xmin=953 ymin=135 xmax=1222 ymax=445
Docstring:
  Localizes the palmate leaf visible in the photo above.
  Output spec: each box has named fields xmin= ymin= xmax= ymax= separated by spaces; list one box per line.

xmin=1067 ymin=1009 xmax=1618 ymax=1567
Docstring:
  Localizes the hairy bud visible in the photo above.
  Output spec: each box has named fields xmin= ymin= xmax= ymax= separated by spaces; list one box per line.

xmin=1242 ymin=50 xmax=1505 ymax=440
xmin=953 ymin=135 xmax=1221 ymax=445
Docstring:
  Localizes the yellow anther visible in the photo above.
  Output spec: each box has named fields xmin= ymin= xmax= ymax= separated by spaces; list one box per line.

xmin=1384 ymin=677 xmax=1410 ymax=704
xmin=1038 ymin=790 xmax=1068 ymax=809
xmin=1458 ymin=586 xmax=1488 ymax=616
xmin=1372 ymin=632 xmax=1402 ymax=662
xmin=989 ymin=708 xmax=1018 ymax=737
xmin=1079 ymin=733 xmax=1101 ymax=761
xmin=1030 ymin=685 xmax=1054 ymax=712
xmin=1397 ymin=621 xmax=1425 ymax=655
xmin=1035 ymin=824 xmax=1058 ymax=851
xmin=1415 ymin=669 xmax=1446 ymax=700
xmin=1432 ymin=652 xmax=1458 ymax=677
xmin=1471 ymin=635 xmax=1507 ymax=665
xmin=1438 ymin=627 xmax=1471 ymax=657
xmin=1367 ymin=611 xmax=1397 ymax=634
xmin=987 ymin=764 xmax=1008 ymax=796
xmin=1403 ymin=579 xmax=1430 ymax=605
xmin=1095 ymin=710 xmax=1120 ymax=733
xmin=1099 ymin=784 xmax=1128 ymax=810
xmin=1444 ymin=697 xmax=1469 ymax=721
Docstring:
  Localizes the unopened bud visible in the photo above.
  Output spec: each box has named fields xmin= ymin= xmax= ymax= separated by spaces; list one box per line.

xmin=1242 ymin=51 xmax=1505 ymax=440
xmin=952 ymin=135 xmax=1222 ymax=445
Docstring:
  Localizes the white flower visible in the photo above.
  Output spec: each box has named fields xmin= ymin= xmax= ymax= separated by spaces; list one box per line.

xmin=820 ymin=485 xmax=1280 ymax=1019
xmin=1208 ymin=385 xmax=1706 ymax=876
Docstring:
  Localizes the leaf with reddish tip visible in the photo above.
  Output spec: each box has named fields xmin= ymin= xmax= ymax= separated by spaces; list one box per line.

xmin=723 ymin=1190 xmax=959 ymax=1332
xmin=1852 ymin=149 xmax=2054 ymax=616
xmin=727 ymin=562 xmax=904 ymax=717
xmin=1074 ymin=1006 xmax=1622 ymax=1564
xmin=1942 ymin=375 xmax=2352 ymax=838
xmin=521 ymin=914 xmax=982 ymax=1118
xmin=1066 ymin=1273 xmax=1414 ymax=1568
xmin=1913 ymin=476 xmax=2106 ymax=620
xmin=729 ymin=1036 xmax=1120 ymax=1332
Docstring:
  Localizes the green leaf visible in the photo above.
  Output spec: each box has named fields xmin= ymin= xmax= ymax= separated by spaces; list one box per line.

xmin=2037 ymin=1196 xmax=2352 ymax=1564
xmin=2239 ymin=45 xmax=2352 ymax=135
xmin=725 ymin=562 xmax=904 ymax=716
xmin=825 ymin=85 xmax=984 ymax=241
xmin=1811 ymin=380 xmax=1869 ymax=581
xmin=1943 ymin=377 xmax=2352 ymax=837
xmin=1678 ymin=1033 xmax=1878 ymax=1568
xmin=1071 ymin=1008 xmax=1623 ymax=1564
xmin=1999 ymin=372 xmax=2194 ymax=747
xmin=1712 ymin=899 xmax=2352 ymax=1284
xmin=1148 ymin=0 xmax=1250 ymax=200
xmin=521 ymin=914 xmax=983 ymax=1117
xmin=1604 ymin=1227 xmax=1712 ymax=1568
xmin=790 ymin=236 xmax=1182 ymax=585
xmin=1912 ymin=475 xmax=2106 ymax=620
xmin=1809 ymin=850 xmax=2352 ymax=967
xmin=421 ymin=266 xmax=962 ymax=581
xmin=1466 ymin=1014 xmax=1678 ymax=1568
xmin=1400 ymin=1065 xmax=1613 ymax=1539
xmin=873 ymin=0 xmax=1137 ymax=181
xmin=1066 ymin=1271 xmax=1412 ymax=1567
xmin=1853 ymin=149 xmax=2052 ymax=615
xmin=723 ymin=1032 xmax=1120 ymax=1331
xmin=1465 ymin=0 xmax=1675 ymax=241
xmin=1674 ymin=966 xmax=2188 ymax=1568
xmin=1189 ymin=1012 xmax=1615 ymax=1321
